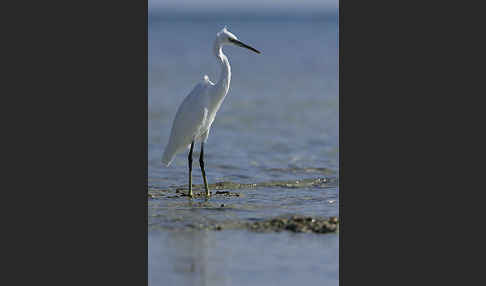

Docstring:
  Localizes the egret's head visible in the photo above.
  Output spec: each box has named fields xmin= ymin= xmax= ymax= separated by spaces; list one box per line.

xmin=215 ymin=27 xmax=260 ymax=54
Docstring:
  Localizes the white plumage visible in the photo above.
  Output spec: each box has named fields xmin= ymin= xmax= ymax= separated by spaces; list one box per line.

xmin=162 ymin=27 xmax=260 ymax=167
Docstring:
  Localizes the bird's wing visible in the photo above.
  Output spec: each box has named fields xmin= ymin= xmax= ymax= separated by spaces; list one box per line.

xmin=162 ymin=81 xmax=211 ymax=166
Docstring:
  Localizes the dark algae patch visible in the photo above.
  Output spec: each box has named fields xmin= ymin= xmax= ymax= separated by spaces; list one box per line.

xmin=185 ymin=215 xmax=339 ymax=234
xmin=163 ymin=190 xmax=242 ymax=199
xmin=247 ymin=215 xmax=339 ymax=234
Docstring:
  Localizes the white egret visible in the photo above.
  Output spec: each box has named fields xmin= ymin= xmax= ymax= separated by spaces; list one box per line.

xmin=161 ymin=27 xmax=261 ymax=198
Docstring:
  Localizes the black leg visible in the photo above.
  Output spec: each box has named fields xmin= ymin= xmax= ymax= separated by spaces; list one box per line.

xmin=199 ymin=142 xmax=210 ymax=197
xmin=188 ymin=141 xmax=194 ymax=197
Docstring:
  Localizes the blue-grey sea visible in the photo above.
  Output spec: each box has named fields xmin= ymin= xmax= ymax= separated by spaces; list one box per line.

xmin=149 ymin=11 xmax=339 ymax=286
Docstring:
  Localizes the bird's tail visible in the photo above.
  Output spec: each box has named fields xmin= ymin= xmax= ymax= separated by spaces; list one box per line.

xmin=161 ymin=147 xmax=175 ymax=167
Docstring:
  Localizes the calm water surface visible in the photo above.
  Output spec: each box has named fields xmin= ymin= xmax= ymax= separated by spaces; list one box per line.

xmin=149 ymin=12 xmax=339 ymax=286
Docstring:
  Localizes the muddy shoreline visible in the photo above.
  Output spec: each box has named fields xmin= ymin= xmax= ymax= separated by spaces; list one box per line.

xmin=148 ymin=177 xmax=333 ymax=199
xmin=149 ymin=177 xmax=338 ymax=234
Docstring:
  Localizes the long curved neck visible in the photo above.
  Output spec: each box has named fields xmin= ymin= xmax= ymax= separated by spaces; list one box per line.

xmin=213 ymin=44 xmax=231 ymax=96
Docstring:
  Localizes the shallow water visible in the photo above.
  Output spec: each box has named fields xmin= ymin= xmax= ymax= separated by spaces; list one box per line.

xmin=149 ymin=229 xmax=338 ymax=286
xmin=149 ymin=11 xmax=339 ymax=286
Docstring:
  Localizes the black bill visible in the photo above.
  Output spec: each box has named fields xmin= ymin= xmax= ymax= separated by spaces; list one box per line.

xmin=229 ymin=38 xmax=261 ymax=54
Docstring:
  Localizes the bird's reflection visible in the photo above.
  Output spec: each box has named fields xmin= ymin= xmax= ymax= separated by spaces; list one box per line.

xmin=167 ymin=229 xmax=228 ymax=286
